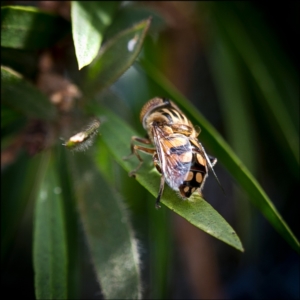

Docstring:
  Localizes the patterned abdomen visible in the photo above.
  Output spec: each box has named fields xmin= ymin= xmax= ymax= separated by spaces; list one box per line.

xmin=179 ymin=151 xmax=207 ymax=198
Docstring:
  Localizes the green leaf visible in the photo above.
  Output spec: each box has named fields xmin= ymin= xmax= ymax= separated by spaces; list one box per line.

xmin=84 ymin=18 xmax=151 ymax=94
xmin=1 ymin=6 xmax=70 ymax=50
xmin=210 ymin=2 xmax=299 ymax=167
xmin=1 ymin=103 xmax=26 ymax=137
xmin=93 ymin=103 xmax=243 ymax=252
xmin=1 ymin=104 xmax=26 ymax=150
xmin=209 ymin=38 xmax=257 ymax=174
xmin=1 ymin=151 xmax=42 ymax=260
xmin=139 ymin=59 xmax=300 ymax=254
xmin=1 ymin=47 xmax=38 ymax=79
xmin=68 ymin=151 xmax=142 ymax=299
xmin=55 ymin=146 xmax=81 ymax=299
xmin=1 ymin=66 xmax=57 ymax=120
xmin=71 ymin=1 xmax=119 ymax=70
xmin=104 ymin=4 xmax=166 ymax=40
xmin=1 ymin=103 xmax=22 ymax=128
xmin=146 ymin=194 xmax=171 ymax=299
xmin=208 ymin=34 xmax=256 ymax=240
xmin=33 ymin=151 xmax=68 ymax=299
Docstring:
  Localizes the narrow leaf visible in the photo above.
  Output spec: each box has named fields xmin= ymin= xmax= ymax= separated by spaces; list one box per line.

xmin=208 ymin=34 xmax=256 ymax=239
xmin=139 ymin=59 xmax=300 ymax=254
xmin=209 ymin=38 xmax=257 ymax=174
xmin=1 ymin=103 xmax=23 ymax=129
xmin=1 ymin=66 xmax=57 ymax=120
xmin=84 ymin=18 xmax=151 ymax=94
xmin=210 ymin=3 xmax=299 ymax=166
xmin=104 ymin=4 xmax=166 ymax=40
xmin=33 ymin=151 xmax=68 ymax=299
xmin=1 ymin=47 xmax=38 ymax=79
xmin=55 ymin=146 xmax=81 ymax=299
xmin=147 ymin=195 xmax=171 ymax=299
xmin=93 ymin=104 xmax=244 ymax=252
xmin=1 ymin=6 xmax=70 ymax=50
xmin=1 ymin=151 xmax=41 ymax=259
xmin=68 ymin=151 xmax=142 ymax=299
xmin=71 ymin=1 xmax=119 ymax=70
xmin=1 ymin=104 xmax=27 ymax=145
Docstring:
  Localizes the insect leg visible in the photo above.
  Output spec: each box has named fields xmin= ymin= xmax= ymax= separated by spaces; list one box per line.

xmin=155 ymin=174 xmax=165 ymax=209
xmin=123 ymin=136 xmax=152 ymax=160
xmin=127 ymin=144 xmax=156 ymax=177
xmin=153 ymin=153 xmax=162 ymax=174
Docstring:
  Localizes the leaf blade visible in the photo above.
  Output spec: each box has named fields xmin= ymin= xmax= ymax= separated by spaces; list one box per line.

xmin=33 ymin=151 xmax=68 ymax=299
xmin=210 ymin=2 xmax=299 ymax=166
xmin=84 ymin=18 xmax=151 ymax=94
xmin=139 ymin=59 xmax=300 ymax=254
xmin=68 ymin=151 xmax=142 ymax=299
xmin=1 ymin=66 xmax=57 ymax=120
xmin=94 ymin=103 xmax=244 ymax=252
xmin=71 ymin=1 xmax=119 ymax=70
xmin=1 ymin=151 xmax=41 ymax=259
xmin=1 ymin=6 xmax=70 ymax=50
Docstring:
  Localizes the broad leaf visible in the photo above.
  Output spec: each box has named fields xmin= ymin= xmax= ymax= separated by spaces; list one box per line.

xmin=1 ymin=66 xmax=57 ymax=120
xmin=1 ymin=6 xmax=70 ymax=50
xmin=93 ymin=104 xmax=244 ymax=252
xmin=68 ymin=151 xmax=142 ymax=299
xmin=33 ymin=151 xmax=68 ymax=299
xmin=84 ymin=18 xmax=151 ymax=94
xmin=71 ymin=1 xmax=119 ymax=70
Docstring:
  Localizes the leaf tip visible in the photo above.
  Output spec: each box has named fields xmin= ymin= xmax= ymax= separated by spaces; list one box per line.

xmin=231 ymin=231 xmax=244 ymax=252
xmin=77 ymin=61 xmax=88 ymax=71
xmin=145 ymin=16 xmax=152 ymax=30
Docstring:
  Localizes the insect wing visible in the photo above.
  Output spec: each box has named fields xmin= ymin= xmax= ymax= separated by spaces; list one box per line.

xmin=153 ymin=127 xmax=192 ymax=190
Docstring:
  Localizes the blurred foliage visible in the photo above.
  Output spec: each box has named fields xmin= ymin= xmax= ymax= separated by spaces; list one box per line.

xmin=1 ymin=1 xmax=299 ymax=299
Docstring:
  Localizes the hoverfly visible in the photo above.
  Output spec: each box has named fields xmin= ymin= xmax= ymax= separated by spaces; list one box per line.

xmin=124 ymin=97 xmax=221 ymax=208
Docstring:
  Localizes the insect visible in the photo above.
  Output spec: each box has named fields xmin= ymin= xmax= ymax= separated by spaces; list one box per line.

xmin=63 ymin=118 xmax=100 ymax=152
xmin=124 ymin=97 xmax=221 ymax=208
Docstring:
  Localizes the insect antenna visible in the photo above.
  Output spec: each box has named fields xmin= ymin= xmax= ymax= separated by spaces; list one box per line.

xmin=201 ymin=146 xmax=226 ymax=195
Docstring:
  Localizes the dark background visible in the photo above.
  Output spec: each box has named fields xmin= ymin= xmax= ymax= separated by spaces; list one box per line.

xmin=1 ymin=2 xmax=299 ymax=299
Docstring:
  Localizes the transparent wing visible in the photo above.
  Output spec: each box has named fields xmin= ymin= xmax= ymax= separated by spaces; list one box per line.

xmin=153 ymin=126 xmax=192 ymax=190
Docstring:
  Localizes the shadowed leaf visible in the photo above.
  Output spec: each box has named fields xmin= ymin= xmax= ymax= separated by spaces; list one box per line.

xmin=68 ymin=151 xmax=142 ymax=299
xmin=1 ymin=6 xmax=70 ymax=50
xmin=1 ymin=66 xmax=57 ymax=120
xmin=84 ymin=18 xmax=151 ymax=94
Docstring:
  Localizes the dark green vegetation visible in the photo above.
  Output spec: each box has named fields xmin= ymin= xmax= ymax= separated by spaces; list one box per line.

xmin=1 ymin=2 xmax=299 ymax=299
